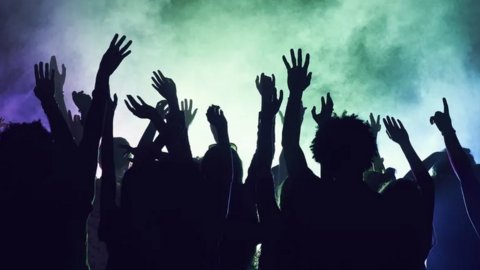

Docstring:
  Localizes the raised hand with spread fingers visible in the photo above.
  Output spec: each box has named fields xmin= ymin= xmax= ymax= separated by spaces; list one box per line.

xmin=383 ymin=116 xmax=409 ymax=147
xmin=311 ymin=92 xmax=334 ymax=126
xmin=367 ymin=113 xmax=382 ymax=138
xmin=152 ymin=70 xmax=179 ymax=110
xmin=181 ymin=99 xmax=198 ymax=128
xmin=282 ymin=48 xmax=312 ymax=94
xmin=34 ymin=62 xmax=55 ymax=102
xmin=98 ymin=34 xmax=132 ymax=76
xmin=256 ymin=73 xmax=284 ymax=119
xmin=125 ymin=95 xmax=158 ymax=120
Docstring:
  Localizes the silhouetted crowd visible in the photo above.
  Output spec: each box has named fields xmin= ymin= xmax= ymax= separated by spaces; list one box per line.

xmin=0 ymin=34 xmax=479 ymax=270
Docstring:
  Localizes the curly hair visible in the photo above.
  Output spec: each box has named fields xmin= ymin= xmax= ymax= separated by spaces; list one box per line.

xmin=310 ymin=111 xmax=377 ymax=177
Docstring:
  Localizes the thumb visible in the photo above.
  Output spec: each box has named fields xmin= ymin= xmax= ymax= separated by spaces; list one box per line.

xmin=430 ymin=116 xmax=435 ymax=125
xmin=311 ymin=106 xmax=317 ymax=117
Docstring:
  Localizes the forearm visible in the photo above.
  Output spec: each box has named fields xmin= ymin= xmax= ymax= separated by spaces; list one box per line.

xmin=403 ymin=152 xmax=442 ymax=179
xmin=256 ymin=172 xmax=280 ymax=224
xmin=257 ymin=114 xmax=275 ymax=171
xmin=137 ymin=121 xmax=157 ymax=148
xmin=55 ymin=90 xmax=69 ymax=122
xmin=165 ymin=111 xmax=193 ymax=161
xmin=400 ymin=142 xmax=433 ymax=190
xmin=41 ymin=97 xmax=76 ymax=150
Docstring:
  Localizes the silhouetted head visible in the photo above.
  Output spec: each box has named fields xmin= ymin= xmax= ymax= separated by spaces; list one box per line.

xmin=98 ymin=137 xmax=131 ymax=174
xmin=0 ymin=121 xmax=53 ymax=189
xmin=433 ymin=148 xmax=475 ymax=177
xmin=311 ymin=111 xmax=377 ymax=182
xmin=201 ymin=145 xmax=243 ymax=185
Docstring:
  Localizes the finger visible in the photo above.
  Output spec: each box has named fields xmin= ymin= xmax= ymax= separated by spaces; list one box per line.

xmin=62 ymin=64 xmax=66 ymax=76
xmin=34 ymin=64 xmax=40 ymax=83
xmin=326 ymin=92 xmax=333 ymax=107
xmin=189 ymin=99 xmax=193 ymax=111
xmin=307 ymin=72 xmax=312 ymax=83
xmin=50 ymin=56 xmax=58 ymax=73
xmin=39 ymin=62 xmax=44 ymax=80
xmin=298 ymin=49 xmax=302 ymax=67
xmin=282 ymin=55 xmax=291 ymax=70
xmin=278 ymin=90 xmax=284 ymax=105
xmin=321 ymin=96 xmax=326 ymax=109
xmin=398 ymin=119 xmax=405 ymax=130
xmin=121 ymin=50 xmax=132 ymax=60
xmin=430 ymin=116 xmax=435 ymax=125
xmin=443 ymin=98 xmax=449 ymax=115
xmin=136 ymin=96 xmax=147 ymax=106
xmin=113 ymin=94 xmax=118 ymax=104
xmin=290 ymin=49 xmax=297 ymax=67
xmin=192 ymin=108 xmax=198 ymax=119
xmin=184 ymin=99 xmax=188 ymax=110
xmin=152 ymin=73 xmax=162 ymax=86
xmin=157 ymin=70 xmax=166 ymax=81
xmin=382 ymin=118 xmax=389 ymax=129
xmin=116 ymin=35 xmax=126 ymax=48
xmin=272 ymin=74 xmax=276 ymax=86
xmin=126 ymin=95 xmax=140 ymax=108
xmin=151 ymin=84 xmax=159 ymax=91
xmin=119 ymin=40 xmax=133 ymax=54
xmin=279 ymin=110 xmax=284 ymax=119
xmin=366 ymin=120 xmax=370 ymax=126
xmin=369 ymin=113 xmax=375 ymax=124
xmin=255 ymin=75 xmax=260 ymax=91
xmin=376 ymin=115 xmax=380 ymax=125
xmin=45 ymin=63 xmax=50 ymax=80
xmin=391 ymin=117 xmax=399 ymax=129
xmin=304 ymin=53 xmax=310 ymax=69
xmin=110 ymin=34 xmax=119 ymax=48
xmin=311 ymin=106 xmax=317 ymax=118
xmin=125 ymin=100 xmax=135 ymax=113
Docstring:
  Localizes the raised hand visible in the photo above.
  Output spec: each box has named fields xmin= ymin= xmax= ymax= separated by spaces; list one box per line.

xmin=206 ymin=105 xmax=227 ymax=131
xmin=156 ymin=100 xmax=169 ymax=119
xmin=311 ymin=92 xmax=334 ymax=126
xmin=0 ymin=117 xmax=8 ymax=128
xmin=50 ymin=56 xmax=66 ymax=92
xmin=372 ymin=156 xmax=386 ymax=173
xmin=256 ymin=73 xmax=284 ymax=118
xmin=366 ymin=113 xmax=381 ymax=137
xmin=72 ymin=91 xmax=92 ymax=114
xmin=107 ymin=93 xmax=118 ymax=113
xmin=99 ymin=34 xmax=132 ymax=76
xmin=152 ymin=70 xmax=177 ymax=101
xmin=125 ymin=95 xmax=157 ymax=119
xmin=34 ymin=62 xmax=55 ymax=101
xmin=67 ymin=110 xmax=83 ymax=140
xmin=181 ymin=99 xmax=198 ymax=127
xmin=383 ymin=116 xmax=409 ymax=146
xmin=282 ymin=49 xmax=312 ymax=93
xmin=430 ymin=98 xmax=454 ymax=134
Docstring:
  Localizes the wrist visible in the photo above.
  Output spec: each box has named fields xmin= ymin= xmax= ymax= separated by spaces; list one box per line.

xmin=41 ymin=97 xmax=57 ymax=107
xmin=288 ymin=92 xmax=303 ymax=101
xmin=441 ymin=128 xmax=456 ymax=137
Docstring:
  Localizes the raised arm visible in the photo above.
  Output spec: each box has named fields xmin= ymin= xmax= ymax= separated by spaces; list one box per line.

xmin=281 ymin=49 xmax=312 ymax=177
xmin=34 ymin=62 xmax=76 ymax=152
xmin=98 ymin=93 xmax=120 ymax=244
xmin=50 ymin=56 xmax=69 ymax=122
xmin=78 ymin=34 xmax=132 ymax=203
xmin=254 ymin=73 xmax=283 ymax=222
xmin=430 ymin=98 xmax=480 ymax=237
xmin=403 ymin=152 xmax=446 ymax=180
xmin=152 ymin=71 xmax=193 ymax=161
xmin=136 ymin=100 xmax=168 ymax=148
xmin=383 ymin=116 xmax=435 ymax=225
xmin=206 ymin=105 xmax=234 ymax=219
xmin=367 ymin=113 xmax=385 ymax=173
